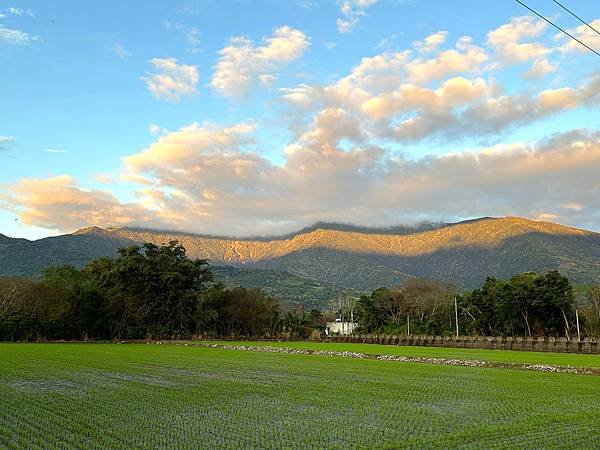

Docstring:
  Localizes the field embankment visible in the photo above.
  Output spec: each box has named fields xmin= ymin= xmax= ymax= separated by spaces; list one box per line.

xmin=198 ymin=340 xmax=600 ymax=369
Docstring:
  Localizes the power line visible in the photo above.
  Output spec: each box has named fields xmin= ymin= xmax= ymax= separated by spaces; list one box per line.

xmin=552 ymin=0 xmax=600 ymax=37
xmin=512 ymin=0 xmax=600 ymax=58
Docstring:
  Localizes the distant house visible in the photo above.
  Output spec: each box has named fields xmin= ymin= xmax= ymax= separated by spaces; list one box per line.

xmin=326 ymin=320 xmax=357 ymax=336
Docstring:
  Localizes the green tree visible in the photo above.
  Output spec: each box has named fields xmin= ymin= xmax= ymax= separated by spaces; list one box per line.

xmin=532 ymin=270 xmax=575 ymax=337
xmin=85 ymin=241 xmax=212 ymax=339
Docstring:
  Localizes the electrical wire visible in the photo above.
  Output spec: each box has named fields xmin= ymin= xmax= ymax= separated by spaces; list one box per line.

xmin=513 ymin=0 xmax=600 ymax=57
xmin=552 ymin=0 xmax=600 ymax=37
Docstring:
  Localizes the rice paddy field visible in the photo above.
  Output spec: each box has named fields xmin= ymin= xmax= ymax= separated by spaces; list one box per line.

xmin=1 ymin=342 xmax=600 ymax=449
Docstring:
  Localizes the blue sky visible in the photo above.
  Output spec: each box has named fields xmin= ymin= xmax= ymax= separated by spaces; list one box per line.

xmin=1 ymin=0 xmax=599 ymax=239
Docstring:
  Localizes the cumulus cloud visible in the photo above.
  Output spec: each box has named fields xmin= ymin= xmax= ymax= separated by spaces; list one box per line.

xmin=4 ymin=15 xmax=600 ymax=235
xmin=487 ymin=16 xmax=549 ymax=65
xmin=123 ymin=121 xmax=259 ymax=177
xmin=413 ymin=31 xmax=448 ymax=53
xmin=281 ymin=34 xmax=488 ymax=113
xmin=4 ymin=176 xmax=151 ymax=230
xmin=336 ymin=0 xmax=378 ymax=33
xmin=557 ymin=19 xmax=600 ymax=55
xmin=405 ymin=39 xmax=488 ymax=84
xmin=523 ymin=58 xmax=557 ymax=79
xmin=4 ymin=127 xmax=600 ymax=235
xmin=281 ymin=19 xmax=600 ymax=144
xmin=211 ymin=26 xmax=309 ymax=98
xmin=142 ymin=58 xmax=199 ymax=101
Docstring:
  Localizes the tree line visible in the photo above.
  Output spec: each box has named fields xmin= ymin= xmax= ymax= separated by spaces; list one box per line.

xmin=0 ymin=241 xmax=325 ymax=341
xmin=1 ymin=241 xmax=599 ymax=341
xmin=354 ymin=272 xmax=600 ymax=339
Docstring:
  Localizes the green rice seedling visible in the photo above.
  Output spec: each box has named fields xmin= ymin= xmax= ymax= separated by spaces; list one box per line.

xmin=1 ymin=343 xmax=599 ymax=449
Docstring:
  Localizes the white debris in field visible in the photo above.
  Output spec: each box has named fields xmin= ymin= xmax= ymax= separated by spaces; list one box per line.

xmin=192 ymin=342 xmax=596 ymax=375
xmin=376 ymin=355 xmax=486 ymax=367
xmin=525 ymin=364 xmax=580 ymax=374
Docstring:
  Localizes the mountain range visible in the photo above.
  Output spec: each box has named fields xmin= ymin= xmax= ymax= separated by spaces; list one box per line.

xmin=1 ymin=217 xmax=599 ymax=308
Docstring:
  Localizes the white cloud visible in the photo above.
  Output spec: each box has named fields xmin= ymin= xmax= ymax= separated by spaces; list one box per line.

xmin=43 ymin=148 xmax=68 ymax=154
xmin=0 ymin=135 xmax=15 ymax=150
xmin=112 ymin=43 xmax=131 ymax=58
xmin=211 ymin=26 xmax=309 ymax=98
xmin=0 ymin=24 xmax=37 ymax=45
xmin=4 ymin=15 xmax=600 ymax=235
xmin=281 ymin=34 xmax=488 ymax=115
xmin=93 ymin=174 xmax=113 ymax=184
xmin=523 ymin=58 xmax=557 ymax=79
xmin=405 ymin=39 xmax=488 ymax=84
xmin=6 ymin=127 xmax=600 ymax=235
xmin=5 ymin=7 xmax=34 ymax=17
xmin=413 ymin=31 xmax=448 ymax=53
xmin=561 ymin=203 xmax=584 ymax=212
xmin=280 ymin=18 xmax=600 ymax=144
xmin=142 ymin=58 xmax=199 ymax=101
xmin=4 ymin=175 xmax=151 ymax=230
xmin=487 ymin=16 xmax=549 ymax=65
xmin=557 ymin=19 xmax=600 ymax=55
xmin=187 ymin=27 xmax=201 ymax=53
xmin=0 ymin=7 xmax=36 ymax=45
xmin=535 ymin=212 xmax=559 ymax=222
xmin=336 ymin=0 xmax=378 ymax=34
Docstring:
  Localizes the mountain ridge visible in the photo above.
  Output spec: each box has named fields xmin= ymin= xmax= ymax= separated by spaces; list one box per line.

xmin=1 ymin=217 xmax=599 ymax=296
xmin=73 ymin=220 xmax=454 ymax=242
xmin=83 ymin=216 xmax=596 ymax=264
xmin=72 ymin=216 xmax=592 ymax=242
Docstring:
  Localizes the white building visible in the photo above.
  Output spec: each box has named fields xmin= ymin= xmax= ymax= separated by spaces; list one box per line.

xmin=326 ymin=320 xmax=357 ymax=336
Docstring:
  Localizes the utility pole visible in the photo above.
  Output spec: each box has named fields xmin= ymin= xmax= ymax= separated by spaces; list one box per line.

xmin=576 ymin=309 xmax=581 ymax=342
xmin=407 ymin=314 xmax=410 ymax=336
xmin=338 ymin=295 xmax=344 ymax=334
xmin=350 ymin=298 xmax=354 ymax=335
xmin=454 ymin=296 xmax=459 ymax=338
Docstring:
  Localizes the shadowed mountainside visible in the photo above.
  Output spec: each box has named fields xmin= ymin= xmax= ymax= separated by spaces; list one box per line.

xmin=1 ymin=217 xmax=599 ymax=299
xmin=211 ymin=266 xmax=353 ymax=309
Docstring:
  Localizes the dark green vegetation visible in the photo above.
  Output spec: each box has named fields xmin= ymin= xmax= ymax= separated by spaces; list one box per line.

xmin=0 ymin=242 xmax=324 ymax=341
xmin=211 ymin=266 xmax=351 ymax=310
xmin=458 ymin=272 xmax=578 ymax=337
xmin=354 ymin=272 xmax=600 ymax=338
xmin=1 ymin=343 xmax=599 ymax=449
xmin=2 ymin=239 xmax=600 ymax=341
xmin=258 ymin=247 xmax=415 ymax=292
xmin=0 ymin=231 xmax=347 ymax=310
xmin=0 ymin=229 xmax=130 ymax=278
xmin=2 ymin=217 xmax=600 ymax=298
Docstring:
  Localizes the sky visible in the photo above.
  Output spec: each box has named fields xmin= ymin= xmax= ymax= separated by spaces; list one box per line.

xmin=0 ymin=0 xmax=599 ymax=240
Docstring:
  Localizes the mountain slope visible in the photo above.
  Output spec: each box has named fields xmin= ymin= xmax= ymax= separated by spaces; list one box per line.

xmin=212 ymin=266 xmax=352 ymax=310
xmin=0 ymin=231 xmax=352 ymax=309
xmin=1 ymin=217 xmax=599 ymax=295
xmin=107 ymin=216 xmax=593 ymax=262
xmin=0 ymin=232 xmax=131 ymax=277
